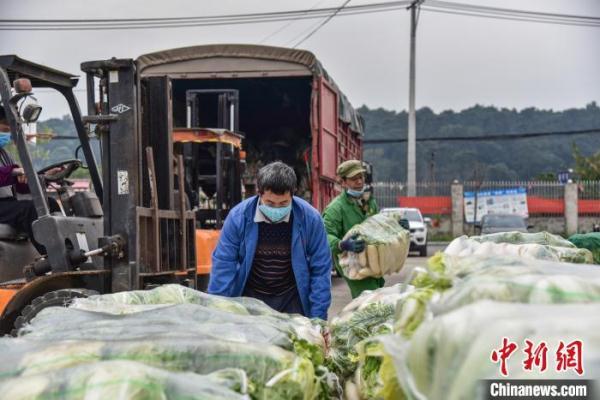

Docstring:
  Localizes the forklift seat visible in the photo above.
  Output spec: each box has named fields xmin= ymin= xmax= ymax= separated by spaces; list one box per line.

xmin=0 ymin=224 xmax=20 ymax=240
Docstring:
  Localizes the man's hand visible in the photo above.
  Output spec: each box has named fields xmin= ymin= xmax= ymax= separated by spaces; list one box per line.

xmin=43 ymin=166 xmax=64 ymax=177
xmin=339 ymin=234 xmax=366 ymax=253
xmin=11 ymin=167 xmax=27 ymax=184
xmin=11 ymin=167 xmax=24 ymax=176
xmin=399 ymin=218 xmax=410 ymax=230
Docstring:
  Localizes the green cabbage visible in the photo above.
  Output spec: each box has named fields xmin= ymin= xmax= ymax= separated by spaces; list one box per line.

xmin=446 ymin=235 xmax=593 ymax=264
xmin=0 ymin=361 xmax=249 ymax=400
xmin=569 ymin=232 xmax=600 ymax=264
xmin=360 ymin=301 xmax=600 ymax=400
xmin=338 ymin=214 xmax=410 ymax=279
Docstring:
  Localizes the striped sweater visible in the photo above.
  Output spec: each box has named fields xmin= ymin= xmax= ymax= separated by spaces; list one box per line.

xmin=244 ymin=215 xmax=296 ymax=296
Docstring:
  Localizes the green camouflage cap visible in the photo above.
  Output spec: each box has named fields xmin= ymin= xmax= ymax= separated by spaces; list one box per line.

xmin=336 ymin=160 xmax=366 ymax=178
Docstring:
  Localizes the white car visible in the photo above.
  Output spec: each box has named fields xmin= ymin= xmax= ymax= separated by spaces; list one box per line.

xmin=381 ymin=207 xmax=429 ymax=257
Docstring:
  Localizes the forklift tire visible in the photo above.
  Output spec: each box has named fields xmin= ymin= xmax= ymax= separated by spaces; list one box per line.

xmin=11 ymin=288 xmax=98 ymax=337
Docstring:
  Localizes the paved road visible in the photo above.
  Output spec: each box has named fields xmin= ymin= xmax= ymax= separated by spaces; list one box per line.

xmin=328 ymin=243 xmax=446 ymax=319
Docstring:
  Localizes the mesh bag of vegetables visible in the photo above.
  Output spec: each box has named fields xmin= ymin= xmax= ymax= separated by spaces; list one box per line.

xmin=0 ymin=337 xmax=318 ymax=400
xmin=11 ymin=286 xmax=340 ymax=400
xmin=69 ymin=284 xmax=282 ymax=317
xmin=356 ymin=301 xmax=600 ymax=400
xmin=328 ymin=284 xmax=434 ymax=380
xmin=413 ymin=252 xmax=598 ymax=292
xmin=402 ymin=255 xmax=600 ymax=339
xmin=432 ymin=262 xmax=600 ymax=314
xmin=62 ymin=285 xmax=327 ymax=363
xmin=569 ymin=232 xmax=600 ymax=264
xmin=445 ymin=235 xmax=593 ymax=264
xmin=0 ymin=360 xmax=249 ymax=400
xmin=470 ymin=231 xmax=576 ymax=248
xmin=338 ymin=214 xmax=410 ymax=279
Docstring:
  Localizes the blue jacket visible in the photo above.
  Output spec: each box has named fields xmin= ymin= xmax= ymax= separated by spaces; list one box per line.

xmin=208 ymin=196 xmax=332 ymax=320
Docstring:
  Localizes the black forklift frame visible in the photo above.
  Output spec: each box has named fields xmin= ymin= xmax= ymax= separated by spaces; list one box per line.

xmin=0 ymin=55 xmax=103 ymax=214
xmin=81 ymin=59 xmax=197 ymax=290
xmin=0 ymin=56 xmax=110 ymax=334
xmin=183 ymin=89 xmax=242 ymax=228
xmin=0 ymin=56 xmax=106 ymax=275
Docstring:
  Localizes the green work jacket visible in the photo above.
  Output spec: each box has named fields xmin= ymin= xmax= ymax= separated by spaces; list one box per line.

xmin=322 ymin=191 xmax=379 ymax=273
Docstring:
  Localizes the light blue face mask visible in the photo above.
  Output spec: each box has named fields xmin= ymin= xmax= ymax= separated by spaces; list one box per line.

xmin=346 ymin=187 xmax=365 ymax=198
xmin=0 ymin=133 xmax=11 ymax=148
xmin=259 ymin=203 xmax=292 ymax=223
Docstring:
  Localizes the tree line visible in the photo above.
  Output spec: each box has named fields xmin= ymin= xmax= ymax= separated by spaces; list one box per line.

xmin=360 ymin=102 xmax=600 ymax=182
xmin=14 ymin=102 xmax=600 ymax=182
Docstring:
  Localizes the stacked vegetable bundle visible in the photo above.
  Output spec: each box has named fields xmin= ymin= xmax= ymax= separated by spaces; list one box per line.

xmin=569 ymin=232 xmax=600 ymax=264
xmin=339 ymin=214 xmax=410 ymax=279
xmin=0 ymin=285 xmax=339 ymax=400
xmin=332 ymin=231 xmax=600 ymax=399
xmin=5 ymin=228 xmax=600 ymax=400
xmin=445 ymin=232 xmax=594 ymax=264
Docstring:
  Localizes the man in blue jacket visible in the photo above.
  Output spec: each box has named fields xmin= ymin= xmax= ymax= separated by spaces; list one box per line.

xmin=208 ymin=161 xmax=332 ymax=320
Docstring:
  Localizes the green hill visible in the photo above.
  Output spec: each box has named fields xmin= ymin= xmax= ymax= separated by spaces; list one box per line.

xmin=361 ymin=102 xmax=600 ymax=181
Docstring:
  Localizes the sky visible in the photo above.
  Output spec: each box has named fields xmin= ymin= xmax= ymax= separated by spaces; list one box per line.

xmin=1 ymin=0 xmax=599 ymax=119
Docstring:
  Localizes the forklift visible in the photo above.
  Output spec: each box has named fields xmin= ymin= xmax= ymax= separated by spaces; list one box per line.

xmin=0 ymin=55 xmax=197 ymax=335
xmin=173 ymin=89 xmax=244 ymax=289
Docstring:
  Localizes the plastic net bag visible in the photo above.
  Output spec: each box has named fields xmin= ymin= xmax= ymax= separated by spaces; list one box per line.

xmin=403 ymin=254 xmax=600 ymax=341
xmin=445 ymin=235 xmax=593 ymax=264
xmin=0 ymin=360 xmax=250 ymax=400
xmin=413 ymin=252 xmax=598 ymax=292
xmin=0 ymin=337 xmax=317 ymax=400
xmin=470 ymin=231 xmax=576 ymax=248
xmin=70 ymin=284 xmax=279 ymax=316
xmin=356 ymin=301 xmax=600 ymax=400
xmin=433 ymin=262 xmax=600 ymax=314
xmin=569 ymin=232 xmax=600 ymax=264
xmin=10 ymin=285 xmax=339 ymax=400
xmin=328 ymin=284 xmax=433 ymax=379
xmin=338 ymin=214 xmax=410 ymax=279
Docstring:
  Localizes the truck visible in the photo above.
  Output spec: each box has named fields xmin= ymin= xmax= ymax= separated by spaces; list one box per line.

xmin=99 ymin=44 xmax=366 ymax=282
xmin=0 ymin=44 xmax=365 ymax=333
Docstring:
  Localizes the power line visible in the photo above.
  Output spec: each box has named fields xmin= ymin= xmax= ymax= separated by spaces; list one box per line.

xmin=363 ymin=128 xmax=600 ymax=144
xmin=284 ymin=14 xmax=332 ymax=47
xmin=258 ymin=0 xmax=327 ymax=44
xmin=423 ymin=1 xmax=600 ymax=27
xmin=422 ymin=7 xmax=600 ymax=27
xmin=0 ymin=2 xmax=410 ymax=31
xmin=427 ymin=1 xmax=600 ymax=22
xmin=292 ymin=0 xmax=352 ymax=48
xmin=3 ymin=1 xmax=596 ymax=31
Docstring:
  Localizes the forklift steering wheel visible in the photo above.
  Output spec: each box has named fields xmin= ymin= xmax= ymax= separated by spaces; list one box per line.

xmin=37 ymin=159 xmax=82 ymax=183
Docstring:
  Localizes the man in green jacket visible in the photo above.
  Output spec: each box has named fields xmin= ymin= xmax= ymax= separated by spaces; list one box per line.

xmin=322 ymin=160 xmax=383 ymax=298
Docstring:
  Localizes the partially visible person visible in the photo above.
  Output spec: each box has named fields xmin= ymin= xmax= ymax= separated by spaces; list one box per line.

xmin=208 ymin=161 xmax=332 ymax=319
xmin=0 ymin=107 xmax=61 ymax=255
xmin=323 ymin=159 xmax=383 ymax=298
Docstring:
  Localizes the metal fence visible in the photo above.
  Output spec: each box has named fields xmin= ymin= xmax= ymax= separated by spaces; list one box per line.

xmin=372 ymin=180 xmax=600 ymax=217
xmin=372 ymin=181 xmax=452 ymax=210
xmin=463 ymin=180 xmax=564 ymax=200
xmin=578 ymin=180 xmax=600 ymax=216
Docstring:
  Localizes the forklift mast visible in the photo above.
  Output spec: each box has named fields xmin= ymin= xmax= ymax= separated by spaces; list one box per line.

xmin=81 ymin=59 xmax=196 ymax=291
xmin=182 ymin=89 xmax=242 ymax=228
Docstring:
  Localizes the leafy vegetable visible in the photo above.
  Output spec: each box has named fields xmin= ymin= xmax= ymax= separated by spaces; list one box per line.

xmin=569 ymin=232 xmax=600 ymax=264
xmin=339 ymin=214 xmax=410 ymax=279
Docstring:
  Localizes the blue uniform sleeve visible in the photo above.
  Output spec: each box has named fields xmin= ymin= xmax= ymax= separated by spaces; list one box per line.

xmin=208 ymin=211 xmax=242 ymax=296
xmin=306 ymin=212 xmax=333 ymax=320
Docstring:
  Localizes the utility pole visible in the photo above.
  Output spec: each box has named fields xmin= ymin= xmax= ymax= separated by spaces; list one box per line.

xmin=407 ymin=0 xmax=423 ymax=196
